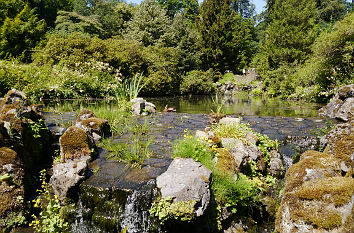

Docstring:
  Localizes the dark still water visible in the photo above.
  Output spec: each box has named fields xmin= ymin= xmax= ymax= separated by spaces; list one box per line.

xmin=43 ymin=93 xmax=324 ymax=118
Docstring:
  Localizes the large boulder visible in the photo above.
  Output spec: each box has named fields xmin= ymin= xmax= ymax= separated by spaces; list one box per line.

xmin=319 ymin=84 xmax=354 ymax=121
xmin=156 ymin=158 xmax=211 ymax=217
xmin=59 ymin=126 xmax=97 ymax=161
xmin=275 ymin=150 xmax=353 ymax=233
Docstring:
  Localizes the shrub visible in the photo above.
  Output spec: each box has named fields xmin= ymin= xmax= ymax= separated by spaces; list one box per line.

xmin=180 ymin=70 xmax=216 ymax=95
xmin=218 ymin=72 xmax=235 ymax=85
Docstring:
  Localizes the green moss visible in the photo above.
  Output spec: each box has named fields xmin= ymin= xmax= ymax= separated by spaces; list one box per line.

xmin=326 ymin=122 xmax=354 ymax=171
xmin=305 ymin=208 xmax=342 ymax=229
xmin=295 ymin=177 xmax=354 ymax=206
xmin=285 ymin=150 xmax=341 ymax=192
xmin=150 ymin=197 xmax=197 ymax=223
xmin=81 ymin=117 xmax=107 ymax=129
xmin=216 ymin=148 xmax=238 ymax=176
xmin=77 ymin=109 xmax=96 ymax=121
xmin=60 ymin=126 xmax=92 ymax=160
xmin=0 ymin=147 xmax=17 ymax=165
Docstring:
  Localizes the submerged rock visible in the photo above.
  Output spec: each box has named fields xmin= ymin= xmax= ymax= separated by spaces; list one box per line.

xmin=156 ymin=158 xmax=211 ymax=217
xmin=319 ymin=84 xmax=354 ymax=121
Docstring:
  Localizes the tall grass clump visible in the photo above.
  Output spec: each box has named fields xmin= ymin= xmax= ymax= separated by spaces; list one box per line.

xmin=99 ymin=119 xmax=152 ymax=168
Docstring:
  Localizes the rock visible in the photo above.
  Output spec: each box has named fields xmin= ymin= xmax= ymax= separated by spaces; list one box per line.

xmin=319 ymin=84 xmax=354 ymax=121
xmin=156 ymin=158 xmax=211 ymax=217
xmin=75 ymin=117 xmax=111 ymax=139
xmin=195 ymin=130 xmax=208 ymax=140
xmin=221 ymin=137 xmax=262 ymax=171
xmin=321 ymin=121 xmax=354 ymax=174
xmin=268 ymin=150 xmax=284 ymax=177
xmin=275 ymin=150 xmax=353 ymax=233
xmin=76 ymin=109 xmax=96 ymax=121
xmin=219 ymin=117 xmax=241 ymax=125
xmin=0 ymin=147 xmax=25 ymax=230
xmin=0 ymin=89 xmax=28 ymax=111
xmin=59 ymin=126 xmax=97 ymax=161
xmin=50 ymin=156 xmax=91 ymax=200
xmin=131 ymin=98 xmax=156 ymax=115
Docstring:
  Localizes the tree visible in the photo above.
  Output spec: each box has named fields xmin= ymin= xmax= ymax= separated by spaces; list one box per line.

xmin=156 ymin=0 xmax=199 ymax=20
xmin=197 ymin=0 xmax=256 ymax=72
xmin=230 ymin=0 xmax=255 ymax=18
xmin=255 ymin=0 xmax=318 ymax=73
xmin=55 ymin=11 xmax=103 ymax=36
xmin=124 ymin=0 xmax=170 ymax=47
xmin=29 ymin=0 xmax=73 ymax=27
xmin=0 ymin=3 xmax=46 ymax=60
xmin=315 ymin=0 xmax=346 ymax=24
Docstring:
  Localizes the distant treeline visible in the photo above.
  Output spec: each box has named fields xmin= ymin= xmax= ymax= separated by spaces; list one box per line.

xmin=0 ymin=0 xmax=353 ymax=101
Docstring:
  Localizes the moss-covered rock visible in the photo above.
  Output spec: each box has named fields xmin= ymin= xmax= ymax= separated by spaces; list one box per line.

xmin=77 ymin=109 xmax=96 ymax=121
xmin=0 ymin=147 xmax=25 ymax=231
xmin=59 ymin=126 xmax=97 ymax=161
xmin=75 ymin=109 xmax=111 ymax=140
xmin=323 ymin=121 xmax=354 ymax=174
xmin=276 ymin=150 xmax=354 ymax=233
xmin=216 ymin=148 xmax=238 ymax=176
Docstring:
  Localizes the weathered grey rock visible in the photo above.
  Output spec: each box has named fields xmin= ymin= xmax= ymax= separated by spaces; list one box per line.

xmin=195 ymin=130 xmax=208 ymax=140
xmin=319 ymin=84 xmax=354 ymax=121
xmin=321 ymin=121 xmax=354 ymax=173
xmin=50 ymin=156 xmax=91 ymax=200
xmin=156 ymin=158 xmax=211 ymax=217
xmin=131 ymin=98 xmax=156 ymax=115
xmin=221 ymin=137 xmax=262 ymax=170
xmin=75 ymin=117 xmax=110 ymax=140
xmin=219 ymin=117 xmax=241 ymax=125
xmin=0 ymin=89 xmax=28 ymax=110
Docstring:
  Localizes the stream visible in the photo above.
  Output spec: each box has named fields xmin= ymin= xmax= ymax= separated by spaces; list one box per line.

xmin=42 ymin=94 xmax=331 ymax=233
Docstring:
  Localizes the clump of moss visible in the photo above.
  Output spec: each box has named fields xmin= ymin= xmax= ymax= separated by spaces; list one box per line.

xmin=284 ymin=150 xmax=341 ymax=192
xmin=0 ymin=147 xmax=17 ymax=165
xmin=77 ymin=109 xmax=96 ymax=121
xmin=150 ymin=197 xmax=197 ymax=223
xmin=295 ymin=177 xmax=354 ymax=206
xmin=216 ymin=148 xmax=238 ymax=176
xmin=60 ymin=126 xmax=95 ymax=161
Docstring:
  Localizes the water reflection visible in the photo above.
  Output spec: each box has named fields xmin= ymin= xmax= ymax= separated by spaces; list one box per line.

xmin=42 ymin=92 xmax=323 ymax=118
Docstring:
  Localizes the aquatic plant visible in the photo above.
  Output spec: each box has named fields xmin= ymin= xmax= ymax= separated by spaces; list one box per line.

xmin=211 ymin=94 xmax=226 ymax=114
xmin=100 ymin=119 xmax=153 ymax=168
xmin=30 ymin=170 xmax=69 ymax=233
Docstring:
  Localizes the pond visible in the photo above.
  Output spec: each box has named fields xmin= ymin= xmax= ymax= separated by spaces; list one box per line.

xmin=43 ymin=92 xmax=324 ymax=118
xmin=43 ymin=93 xmax=329 ymax=162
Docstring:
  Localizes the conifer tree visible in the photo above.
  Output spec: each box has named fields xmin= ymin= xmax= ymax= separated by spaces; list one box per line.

xmin=256 ymin=0 xmax=318 ymax=74
xmin=197 ymin=0 xmax=255 ymax=72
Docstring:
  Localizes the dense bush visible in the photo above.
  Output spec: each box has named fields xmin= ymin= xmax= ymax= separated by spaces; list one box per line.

xmin=0 ymin=60 xmax=121 ymax=100
xmin=180 ymin=70 xmax=216 ymax=95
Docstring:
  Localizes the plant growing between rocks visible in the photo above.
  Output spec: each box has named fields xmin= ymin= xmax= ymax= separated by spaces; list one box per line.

xmin=30 ymin=170 xmax=69 ymax=233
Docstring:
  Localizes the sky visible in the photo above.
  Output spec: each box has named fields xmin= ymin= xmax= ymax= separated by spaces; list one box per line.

xmin=127 ymin=0 xmax=267 ymax=14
